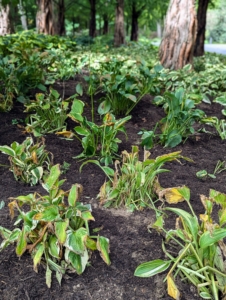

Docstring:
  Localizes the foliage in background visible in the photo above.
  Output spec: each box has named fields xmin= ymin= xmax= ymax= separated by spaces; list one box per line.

xmin=0 ymin=164 xmax=110 ymax=288
xmin=0 ymin=137 xmax=52 ymax=186
xmin=135 ymin=186 xmax=226 ymax=300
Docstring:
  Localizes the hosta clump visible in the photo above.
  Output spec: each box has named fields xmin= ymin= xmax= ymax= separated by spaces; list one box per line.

xmin=82 ymin=147 xmax=190 ymax=212
xmin=0 ymin=164 xmax=110 ymax=288
xmin=135 ymin=187 xmax=226 ymax=300
xmin=0 ymin=137 xmax=52 ymax=185
xmin=24 ymin=88 xmax=70 ymax=136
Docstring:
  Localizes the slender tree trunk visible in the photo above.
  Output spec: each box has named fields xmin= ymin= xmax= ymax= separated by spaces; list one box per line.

xmin=89 ymin=0 xmax=96 ymax=38
xmin=0 ymin=1 xmax=13 ymax=35
xmin=114 ymin=0 xmax=125 ymax=47
xmin=159 ymin=0 xmax=197 ymax=70
xmin=36 ymin=0 xmax=54 ymax=35
xmin=130 ymin=2 xmax=138 ymax=41
xmin=194 ymin=0 xmax=209 ymax=56
xmin=103 ymin=13 xmax=108 ymax=35
xmin=18 ymin=0 xmax=28 ymax=30
xmin=56 ymin=0 xmax=65 ymax=35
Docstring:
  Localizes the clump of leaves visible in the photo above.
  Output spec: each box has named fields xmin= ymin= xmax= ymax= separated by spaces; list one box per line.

xmin=0 ymin=137 xmax=52 ymax=185
xmin=0 ymin=164 xmax=110 ymax=288
xmin=24 ymin=88 xmax=70 ymax=137
xmin=81 ymin=147 xmax=191 ymax=212
xmin=67 ymin=99 xmax=131 ymax=165
xmin=201 ymin=116 xmax=226 ymax=140
xmin=135 ymin=186 xmax=226 ymax=300
xmin=142 ymin=88 xmax=205 ymax=148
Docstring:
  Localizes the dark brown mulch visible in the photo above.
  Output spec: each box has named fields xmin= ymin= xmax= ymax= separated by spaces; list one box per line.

xmin=0 ymin=80 xmax=226 ymax=300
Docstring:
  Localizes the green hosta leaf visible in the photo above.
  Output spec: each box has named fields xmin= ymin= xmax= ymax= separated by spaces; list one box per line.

xmin=66 ymin=248 xmax=89 ymax=274
xmin=33 ymin=206 xmax=59 ymax=222
xmin=74 ymin=126 xmax=90 ymax=136
xmin=165 ymin=132 xmax=182 ymax=148
xmin=68 ymin=100 xmax=84 ymax=123
xmin=214 ymin=95 xmax=226 ymax=106
xmin=124 ymin=94 xmax=136 ymax=102
xmin=50 ymin=88 xmax=60 ymax=99
xmin=102 ymin=166 xmax=115 ymax=177
xmin=97 ymin=236 xmax=111 ymax=265
xmin=166 ymin=207 xmax=199 ymax=241
xmin=98 ymin=100 xmax=111 ymax=115
xmin=42 ymin=164 xmax=60 ymax=192
xmin=134 ymin=259 xmax=171 ymax=277
xmin=31 ymin=166 xmax=43 ymax=185
xmin=76 ymin=83 xmax=83 ymax=96
xmin=200 ymin=228 xmax=226 ymax=248
xmin=0 ymin=145 xmax=15 ymax=157
xmin=46 ymin=264 xmax=52 ymax=288
xmin=0 ymin=226 xmax=13 ymax=240
xmin=219 ymin=209 xmax=226 ymax=227
xmin=33 ymin=243 xmax=45 ymax=272
xmin=16 ymin=227 xmax=27 ymax=256
xmin=55 ymin=219 xmax=69 ymax=244
xmin=48 ymin=235 xmax=60 ymax=259
xmin=199 ymin=292 xmax=212 ymax=299
xmin=176 ymin=186 xmax=190 ymax=201
xmin=85 ymin=237 xmax=97 ymax=250
xmin=65 ymin=228 xmax=87 ymax=255
xmin=68 ymin=184 xmax=79 ymax=207
xmin=81 ymin=211 xmax=95 ymax=221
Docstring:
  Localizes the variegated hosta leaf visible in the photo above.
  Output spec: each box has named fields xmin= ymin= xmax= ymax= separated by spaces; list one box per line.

xmin=97 ymin=236 xmax=111 ymax=265
xmin=16 ymin=227 xmax=27 ymax=257
xmin=55 ymin=220 xmax=69 ymax=244
xmin=134 ymin=259 xmax=171 ymax=277
xmin=65 ymin=248 xmax=89 ymax=275
xmin=48 ymin=235 xmax=60 ymax=259
xmin=33 ymin=206 xmax=59 ymax=222
xmin=64 ymin=228 xmax=88 ymax=255
xmin=33 ymin=243 xmax=45 ymax=272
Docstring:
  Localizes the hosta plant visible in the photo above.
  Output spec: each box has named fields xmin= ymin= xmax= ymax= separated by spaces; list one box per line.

xmin=24 ymin=88 xmax=70 ymax=137
xmin=0 ymin=137 xmax=52 ymax=185
xmin=0 ymin=164 xmax=110 ymax=288
xmin=68 ymin=99 xmax=131 ymax=165
xmin=135 ymin=186 xmax=226 ymax=300
xmin=81 ymin=147 xmax=191 ymax=212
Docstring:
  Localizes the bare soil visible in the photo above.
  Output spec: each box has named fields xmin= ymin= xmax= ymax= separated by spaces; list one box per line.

xmin=0 ymin=79 xmax=226 ymax=300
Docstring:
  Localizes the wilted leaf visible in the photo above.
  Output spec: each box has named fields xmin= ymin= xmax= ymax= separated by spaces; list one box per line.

xmin=33 ymin=243 xmax=45 ymax=272
xmin=97 ymin=236 xmax=111 ymax=265
xmin=167 ymin=274 xmax=181 ymax=300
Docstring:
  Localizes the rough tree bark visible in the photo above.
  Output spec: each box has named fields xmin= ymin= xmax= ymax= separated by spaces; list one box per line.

xmin=0 ymin=1 xmax=13 ymax=35
xmin=159 ymin=0 xmax=197 ymax=70
xmin=89 ymin=0 xmax=96 ymax=38
xmin=114 ymin=0 xmax=125 ymax=47
xmin=194 ymin=0 xmax=209 ymax=56
xmin=36 ymin=0 xmax=54 ymax=35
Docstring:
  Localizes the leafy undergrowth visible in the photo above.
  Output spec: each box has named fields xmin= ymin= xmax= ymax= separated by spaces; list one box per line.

xmin=0 ymin=79 xmax=226 ymax=299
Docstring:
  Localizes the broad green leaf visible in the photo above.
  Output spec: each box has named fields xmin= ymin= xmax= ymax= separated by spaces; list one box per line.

xmin=42 ymin=164 xmax=60 ymax=192
xmin=68 ymin=100 xmax=84 ymax=122
xmin=199 ymin=292 xmax=212 ymax=299
xmin=66 ymin=248 xmax=89 ymax=274
xmin=55 ymin=219 xmax=69 ymax=244
xmin=31 ymin=166 xmax=43 ymax=184
xmin=176 ymin=186 xmax=190 ymax=201
xmin=219 ymin=208 xmax=226 ymax=227
xmin=102 ymin=166 xmax=115 ymax=177
xmin=16 ymin=227 xmax=27 ymax=256
xmin=33 ymin=243 xmax=45 ymax=272
xmin=64 ymin=228 xmax=87 ymax=255
xmin=33 ymin=206 xmax=59 ymax=222
xmin=166 ymin=207 xmax=199 ymax=241
xmin=48 ymin=235 xmax=60 ymax=259
xmin=134 ymin=259 xmax=171 ymax=277
xmin=200 ymin=228 xmax=226 ymax=248
xmin=74 ymin=126 xmax=89 ymax=136
xmin=85 ymin=237 xmax=97 ymax=250
xmin=97 ymin=236 xmax=111 ymax=265
xmin=46 ymin=264 xmax=52 ymax=288
xmin=98 ymin=100 xmax=111 ymax=115
xmin=76 ymin=83 xmax=83 ymax=96
xmin=0 ymin=145 xmax=15 ymax=157
xmin=68 ymin=184 xmax=79 ymax=207
xmin=50 ymin=88 xmax=60 ymax=99
xmin=124 ymin=94 xmax=136 ymax=102
xmin=81 ymin=211 xmax=95 ymax=221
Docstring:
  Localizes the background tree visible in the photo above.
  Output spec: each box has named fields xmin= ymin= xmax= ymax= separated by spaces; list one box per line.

xmin=114 ymin=0 xmax=125 ymax=46
xmin=159 ymin=0 xmax=197 ymax=70
xmin=0 ymin=0 xmax=14 ymax=35
xmin=36 ymin=0 xmax=54 ymax=34
xmin=194 ymin=0 xmax=210 ymax=56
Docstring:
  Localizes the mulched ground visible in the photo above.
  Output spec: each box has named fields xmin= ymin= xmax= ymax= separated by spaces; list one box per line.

xmin=0 ymin=79 xmax=226 ymax=300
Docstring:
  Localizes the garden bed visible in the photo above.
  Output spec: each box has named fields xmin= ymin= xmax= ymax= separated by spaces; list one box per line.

xmin=0 ymin=79 xmax=225 ymax=300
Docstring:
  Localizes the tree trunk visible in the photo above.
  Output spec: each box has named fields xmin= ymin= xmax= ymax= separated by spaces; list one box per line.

xmin=103 ymin=14 xmax=108 ymax=35
xmin=36 ymin=0 xmax=54 ymax=35
xmin=194 ymin=0 xmax=209 ymax=57
xmin=56 ymin=0 xmax=65 ymax=35
xmin=159 ymin=0 xmax=197 ymax=70
xmin=0 ymin=1 xmax=13 ymax=35
xmin=89 ymin=0 xmax=96 ymax=38
xmin=130 ymin=2 xmax=138 ymax=41
xmin=18 ymin=0 xmax=28 ymax=30
xmin=114 ymin=0 xmax=125 ymax=47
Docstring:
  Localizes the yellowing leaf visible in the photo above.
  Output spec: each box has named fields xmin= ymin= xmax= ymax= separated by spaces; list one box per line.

xmin=31 ymin=151 xmax=38 ymax=164
xmin=159 ymin=187 xmax=185 ymax=204
xmin=56 ymin=131 xmax=74 ymax=138
xmin=167 ymin=274 xmax=181 ymax=300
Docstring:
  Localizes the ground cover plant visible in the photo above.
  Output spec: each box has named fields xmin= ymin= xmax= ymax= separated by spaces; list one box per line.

xmin=1 ymin=33 xmax=226 ymax=300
